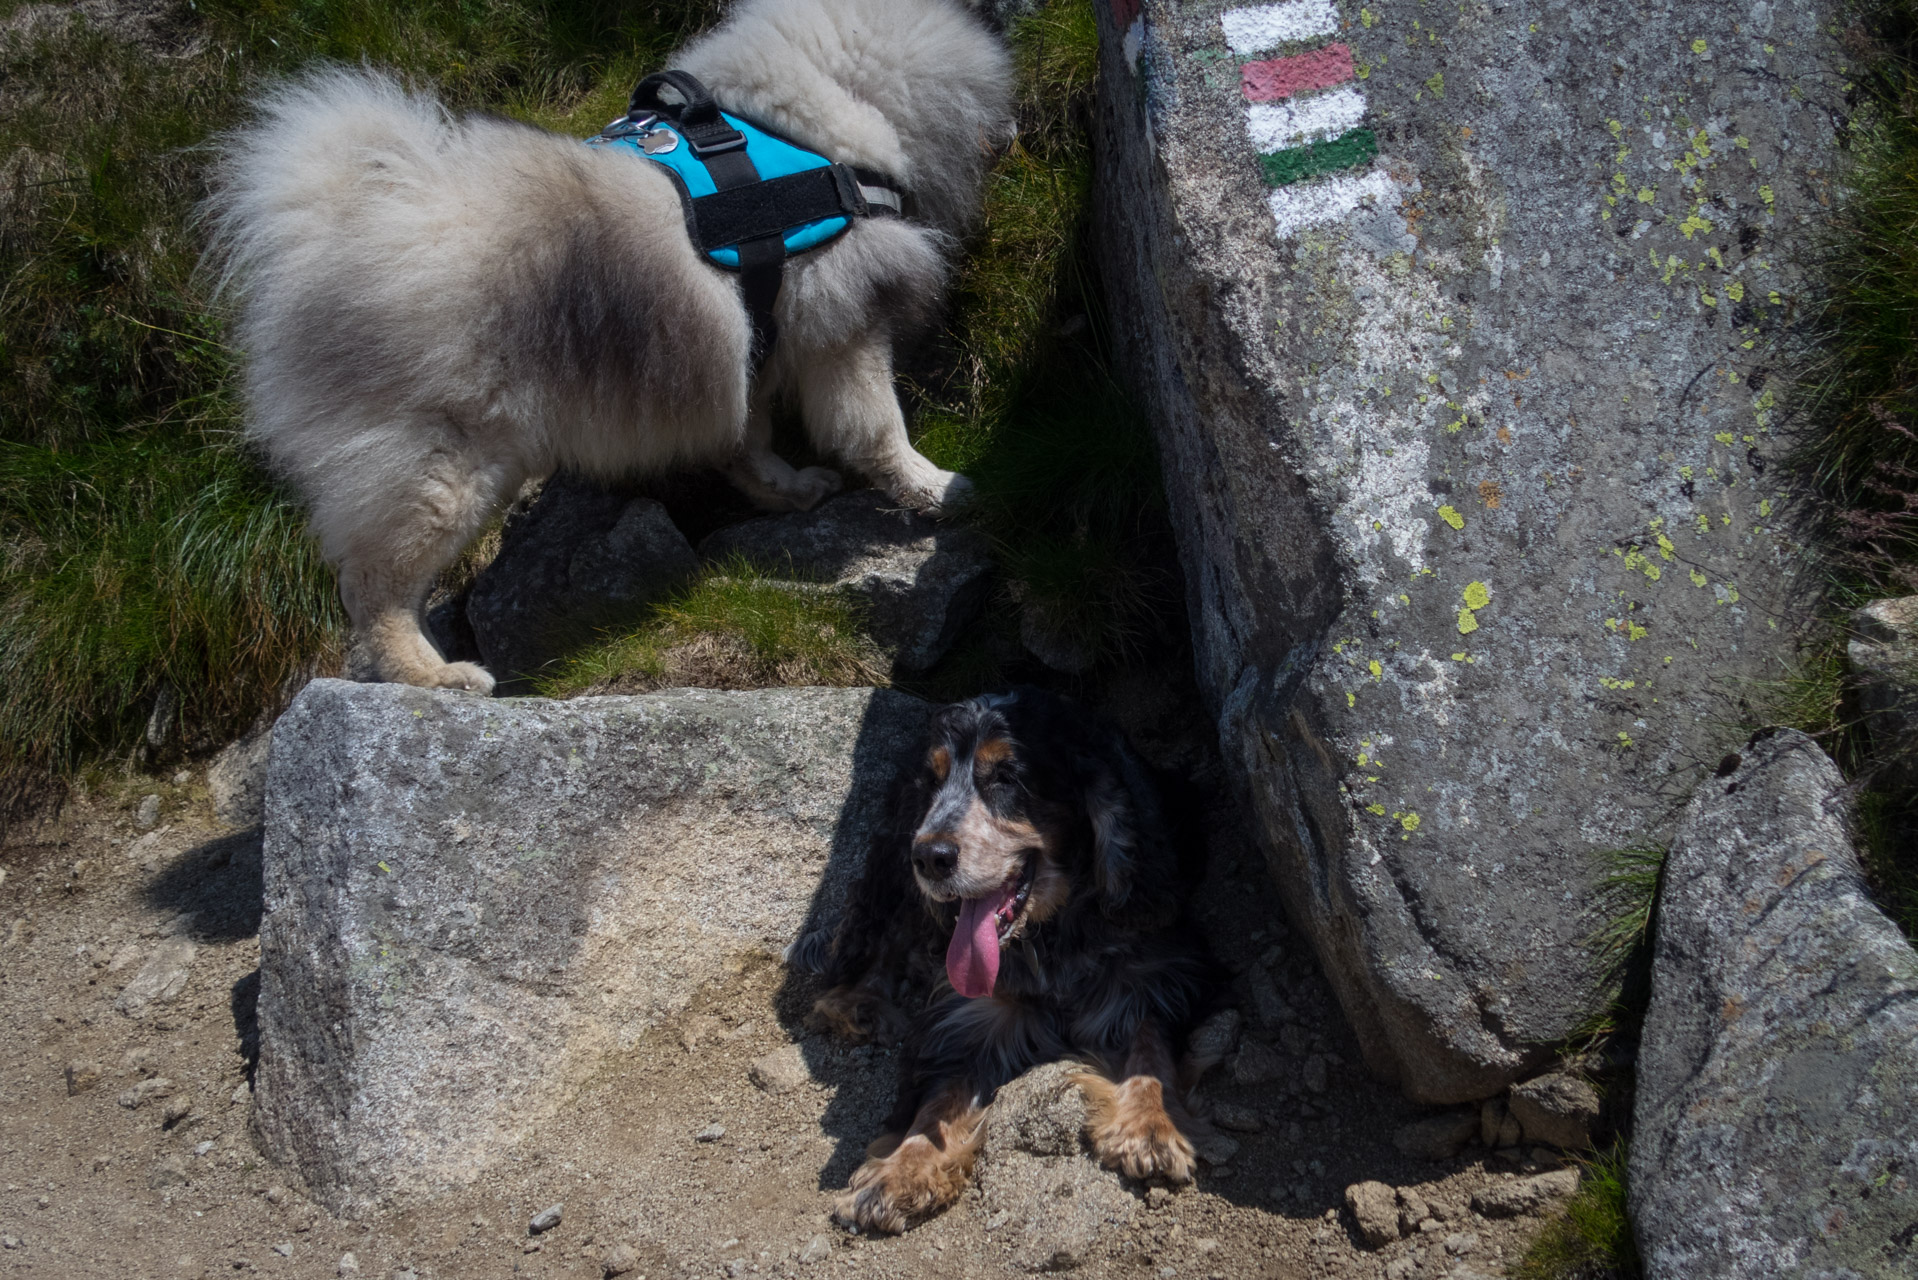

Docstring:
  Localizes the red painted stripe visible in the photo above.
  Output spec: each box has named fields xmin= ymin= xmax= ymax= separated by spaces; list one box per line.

xmin=1110 ymin=0 xmax=1141 ymax=26
xmin=1241 ymin=43 xmax=1356 ymax=103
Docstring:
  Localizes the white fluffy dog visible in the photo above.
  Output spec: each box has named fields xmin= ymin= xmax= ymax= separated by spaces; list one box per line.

xmin=203 ymin=0 xmax=1013 ymax=694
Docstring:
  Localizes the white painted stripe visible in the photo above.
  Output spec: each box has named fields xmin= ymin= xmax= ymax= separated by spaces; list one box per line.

xmin=1221 ymin=1 xmax=1341 ymax=54
xmin=1267 ymin=168 xmax=1399 ymax=238
xmin=1244 ymin=85 xmax=1367 ymax=152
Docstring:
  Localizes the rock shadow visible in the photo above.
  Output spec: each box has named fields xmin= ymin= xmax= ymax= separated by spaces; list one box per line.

xmin=772 ymin=691 xmax=930 ymax=1191
xmin=139 ymin=826 xmax=264 ymax=941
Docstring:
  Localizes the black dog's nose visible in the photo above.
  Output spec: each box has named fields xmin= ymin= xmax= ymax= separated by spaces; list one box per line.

xmin=913 ymin=838 xmax=959 ymax=881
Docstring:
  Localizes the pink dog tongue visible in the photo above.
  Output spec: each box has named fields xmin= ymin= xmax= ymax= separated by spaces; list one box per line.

xmin=946 ymin=888 xmax=1012 ymax=999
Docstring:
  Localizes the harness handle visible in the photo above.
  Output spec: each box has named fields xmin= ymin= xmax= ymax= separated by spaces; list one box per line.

xmin=629 ymin=71 xmax=721 ymax=126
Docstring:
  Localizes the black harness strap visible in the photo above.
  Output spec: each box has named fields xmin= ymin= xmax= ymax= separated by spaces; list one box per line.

xmin=631 ymin=72 xmax=785 ymax=368
xmin=687 ymin=165 xmax=872 ymax=252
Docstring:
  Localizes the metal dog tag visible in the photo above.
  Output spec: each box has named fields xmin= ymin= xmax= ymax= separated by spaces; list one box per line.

xmin=641 ymin=128 xmax=680 ymax=155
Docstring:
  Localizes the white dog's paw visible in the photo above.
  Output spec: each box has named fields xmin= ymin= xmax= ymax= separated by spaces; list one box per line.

xmin=423 ymin=661 xmax=497 ymax=696
xmin=890 ymin=469 xmax=973 ymax=517
xmin=792 ymin=466 xmax=844 ymax=510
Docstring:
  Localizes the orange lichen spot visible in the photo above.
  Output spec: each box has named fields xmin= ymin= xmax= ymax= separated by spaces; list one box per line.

xmin=1478 ymin=480 xmax=1503 ymax=508
xmin=1496 ymin=426 xmax=1512 ymax=444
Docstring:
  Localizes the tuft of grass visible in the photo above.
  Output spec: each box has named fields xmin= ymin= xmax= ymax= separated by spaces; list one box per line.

xmin=1511 ymin=1144 xmax=1641 ymax=1280
xmin=533 ymin=560 xmax=888 ymax=699
xmin=1564 ymin=845 xmax=1665 ymax=1046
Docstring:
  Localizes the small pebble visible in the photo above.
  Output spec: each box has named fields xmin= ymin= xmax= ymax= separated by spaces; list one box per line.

xmin=194 ymin=1141 xmax=215 ymax=1157
xmin=695 ymin=1123 xmax=726 ymax=1143
xmin=160 ymin=1095 xmax=193 ymax=1126
xmin=602 ymin=1242 xmax=641 ymax=1276
xmin=1445 ymin=1232 xmax=1480 ymax=1256
xmin=135 ymin=794 xmax=161 ymax=829
xmin=1147 ymin=1186 xmax=1175 ymax=1209
xmin=530 ymin=1204 xmax=564 ymax=1234
xmin=800 ymin=1235 xmax=831 ymax=1265
xmin=172 ymin=770 xmax=192 ymax=785
xmin=336 ymin=1252 xmax=358 ymax=1276
xmin=985 ymin=1209 xmax=1010 ymax=1231
xmin=265 ymin=1186 xmax=286 ymax=1205
xmin=273 ymin=1243 xmax=293 ymax=1258
xmin=0 ymin=1236 xmax=18 ymax=1250
xmin=65 ymin=1062 xmax=104 ymax=1095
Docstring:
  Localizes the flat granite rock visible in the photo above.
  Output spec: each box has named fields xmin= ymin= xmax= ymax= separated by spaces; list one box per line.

xmin=1630 ymin=729 xmax=1918 ymax=1279
xmin=254 ymin=679 xmax=930 ymax=1213
xmin=1094 ymin=0 xmax=1832 ymax=1100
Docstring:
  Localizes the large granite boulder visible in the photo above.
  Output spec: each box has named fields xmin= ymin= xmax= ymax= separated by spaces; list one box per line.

xmin=254 ymin=679 xmax=929 ymax=1213
xmin=1634 ymin=729 xmax=1918 ymax=1280
xmin=1094 ymin=0 xmax=1831 ymax=1100
xmin=1631 ymin=730 xmax=1918 ymax=1279
xmin=698 ymin=490 xmax=993 ymax=672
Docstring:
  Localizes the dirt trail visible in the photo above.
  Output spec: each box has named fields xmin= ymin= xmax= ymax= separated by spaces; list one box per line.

xmin=1 ymin=745 xmax=1566 ymax=1280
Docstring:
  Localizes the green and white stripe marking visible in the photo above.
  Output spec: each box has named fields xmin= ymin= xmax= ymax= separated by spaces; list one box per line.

xmin=1221 ymin=1 xmax=1399 ymax=238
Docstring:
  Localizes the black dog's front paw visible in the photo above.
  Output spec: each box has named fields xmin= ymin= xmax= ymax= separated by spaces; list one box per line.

xmin=833 ymin=1136 xmax=968 ymax=1234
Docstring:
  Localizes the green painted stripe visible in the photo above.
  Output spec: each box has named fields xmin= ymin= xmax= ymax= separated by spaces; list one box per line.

xmin=1258 ymin=128 xmax=1378 ymax=187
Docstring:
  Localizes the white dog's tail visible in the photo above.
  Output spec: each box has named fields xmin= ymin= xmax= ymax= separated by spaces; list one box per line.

xmin=200 ymin=66 xmax=456 ymax=299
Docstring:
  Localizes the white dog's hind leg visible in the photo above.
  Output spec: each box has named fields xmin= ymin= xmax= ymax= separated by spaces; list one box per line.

xmin=722 ymin=398 xmax=844 ymax=511
xmin=327 ymin=448 xmax=515 ymax=695
xmin=798 ymin=339 xmax=972 ymax=515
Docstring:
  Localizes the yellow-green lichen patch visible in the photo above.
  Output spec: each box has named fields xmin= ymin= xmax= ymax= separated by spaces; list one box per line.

xmin=1462 ymin=581 xmax=1491 ymax=610
xmin=1438 ymin=504 xmax=1465 ymax=530
xmin=1457 ymin=608 xmax=1479 ymax=634
xmin=1397 ymin=811 xmax=1421 ymax=832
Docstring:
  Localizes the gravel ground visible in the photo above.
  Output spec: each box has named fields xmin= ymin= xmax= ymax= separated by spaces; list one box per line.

xmin=0 ymin=705 xmax=1573 ymax=1280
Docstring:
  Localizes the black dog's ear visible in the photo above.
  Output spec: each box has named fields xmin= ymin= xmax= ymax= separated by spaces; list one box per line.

xmin=1080 ymin=741 xmax=1172 ymax=917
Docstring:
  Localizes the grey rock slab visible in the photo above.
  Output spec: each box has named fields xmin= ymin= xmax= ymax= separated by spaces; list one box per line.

xmin=697 ymin=490 xmax=992 ymax=671
xmin=990 ymin=1060 xmax=1091 ymax=1159
xmin=1392 ymin=1110 xmax=1477 ymax=1161
xmin=1095 ymin=0 xmax=1830 ymax=1101
xmin=208 ymin=722 xmax=273 ymax=828
xmin=1471 ymin=1169 xmax=1578 ymax=1219
xmin=1631 ymin=729 xmax=1918 ymax=1279
xmin=1849 ymin=596 xmax=1918 ymax=781
xmin=747 ymin=1045 xmax=812 ymax=1096
xmin=467 ymin=475 xmax=699 ymax=683
xmin=1506 ymin=1072 xmax=1599 ymax=1151
xmin=979 ymin=1062 xmax=1135 ymax=1271
xmin=254 ymin=678 xmax=930 ymax=1213
xmin=114 ymin=937 xmax=197 ymax=1015
xmin=1345 ymin=1180 xmax=1400 ymax=1248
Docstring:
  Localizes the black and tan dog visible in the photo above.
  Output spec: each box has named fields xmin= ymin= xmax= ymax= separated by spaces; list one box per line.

xmin=805 ymin=688 xmax=1218 ymax=1234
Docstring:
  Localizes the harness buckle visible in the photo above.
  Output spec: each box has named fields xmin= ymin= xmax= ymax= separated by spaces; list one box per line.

xmin=687 ymin=127 xmax=748 ymax=158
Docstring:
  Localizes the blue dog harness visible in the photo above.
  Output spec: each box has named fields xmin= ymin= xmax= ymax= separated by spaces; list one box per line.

xmin=587 ymin=71 xmax=909 ymax=369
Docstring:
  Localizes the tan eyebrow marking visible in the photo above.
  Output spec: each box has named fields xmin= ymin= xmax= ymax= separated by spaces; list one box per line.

xmin=929 ymin=745 xmax=952 ymax=780
xmin=973 ymin=737 xmax=1013 ymax=768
